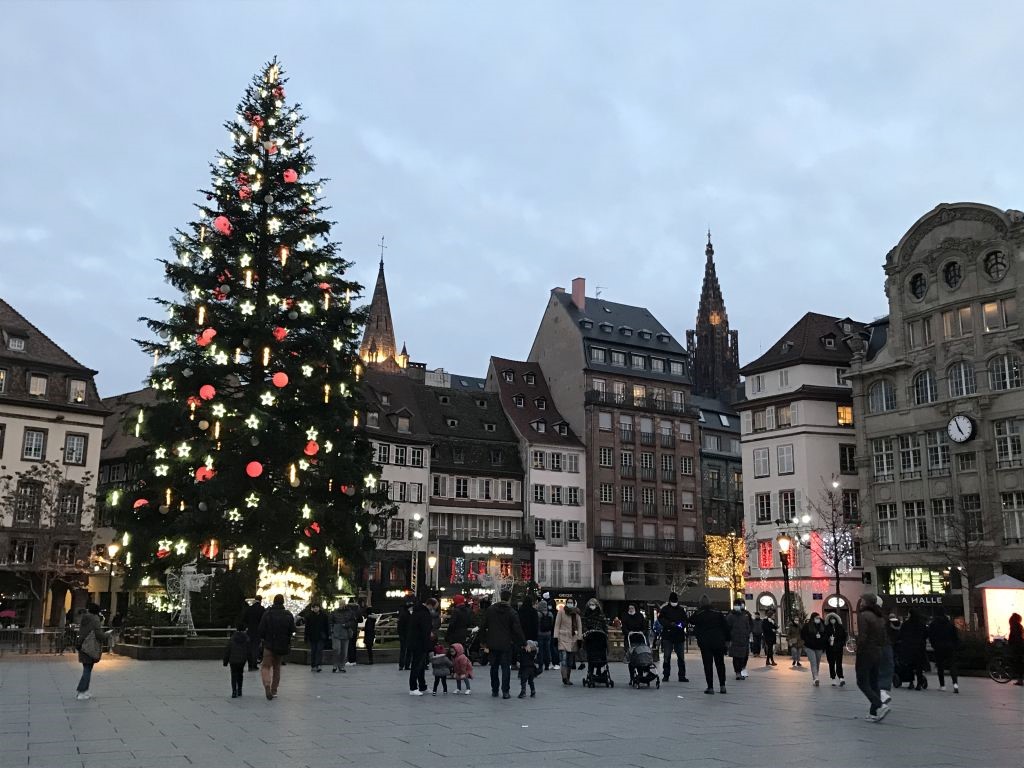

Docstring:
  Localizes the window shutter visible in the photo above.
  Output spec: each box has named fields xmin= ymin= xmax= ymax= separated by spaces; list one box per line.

xmin=514 ymin=482 xmax=521 ymax=502
xmin=766 ymin=406 xmax=776 ymax=430
xmin=794 ymin=490 xmax=802 ymax=512
xmin=791 ymin=403 xmax=800 ymax=426
xmin=741 ymin=411 xmax=752 ymax=434
xmin=748 ymin=495 xmax=756 ymax=520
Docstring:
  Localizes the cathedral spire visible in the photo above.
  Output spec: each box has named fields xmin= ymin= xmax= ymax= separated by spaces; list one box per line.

xmin=686 ymin=231 xmax=740 ymax=400
xmin=359 ymin=250 xmax=398 ymax=366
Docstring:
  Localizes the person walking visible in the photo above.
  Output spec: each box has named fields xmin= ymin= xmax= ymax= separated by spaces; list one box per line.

xmin=690 ymin=595 xmax=729 ymax=695
xmin=362 ymin=612 xmax=377 ymax=665
xmin=879 ymin=613 xmax=899 ymax=704
xmin=223 ymin=624 xmax=251 ymax=698
xmin=553 ymin=598 xmax=582 ymax=685
xmin=303 ymin=603 xmax=330 ymax=673
xmin=257 ymin=594 xmax=296 ymax=700
xmin=452 ymin=642 xmax=473 ymax=694
xmin=445 ymin=594 xmax=471 ymax=648
xmin=621 ymin=604 xmax=649 ymax=653
xmin=750 ymin=613 xmax=763 ymax=657
xmin=430 ymin=644 xmax=453 ymax=695
xmin=407 ymin=597 xmax=436 ymax=695
xmin=518 ymin=640 xmax=539 ymax=698
xmin=397 ymin=599 xmax=413 ymax=671
xmin=762 ymin=614 xmax=778 ymax=666
xmin=537 ymin=600 xmax=555 ymax=671
xmin=329 ymin=602 xmax=353 ymax=673
xmin=347 ymin=601 xmax=363 ymax=665
xmin=75 ymin=603 xmax=109 ymax=700
xmin=800 ymin=612 xmax=828 ymax=686
xmin=855 ymin=593 xmax=890 ymax=722
xmin=241 ymin=595 xmax=265 ymax=671
xmin=823 ymin=612 xmax=847 ymax=686
xmin=479 ymin=589 xmax=525 ymax=699
xmin=581 ymin=599 xmax=609 ymax=680
xmin=726 ymin=600 xmax=753 ymax=680
xmin=518 ymin=594 xmax=540 ymax=645
xmin=659 ymin=592 xmax=689 ymax=682
xmin=786 ymin=619 xmax=804 ymax=667
xmin=898 ymin=609 xmax=929 ymax=691
xmin=1008 ymin=612 xmax=1024 ymax=686
xmin=927 ymin=610 xmax=959 ymax=693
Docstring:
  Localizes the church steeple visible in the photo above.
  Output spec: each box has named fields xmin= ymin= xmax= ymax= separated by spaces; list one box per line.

xmin=686 ymin=231 xmax=740 ymax=400
xmin=359 ymin=241 xmax=405 ymax=368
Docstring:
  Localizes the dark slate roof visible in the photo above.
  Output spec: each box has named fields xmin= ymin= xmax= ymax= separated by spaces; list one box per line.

xmin=740 ymin=312 xmax=866 ymax=376
xmin=362 ymin=369 xmax=433 ymax=445
xmin=689 ymin=395 xmax=740 ymax=436
xmin=450 ymin=374 xmax=487 ymax=392
xmin=0 ymin=299 xmax=97 ymax=373
xmin=551 ymin=291 xmax=692 ymax=384
xmin=864 ymin=318 xmax=890 ymax=363
xmin=100 ymin=388 xmax=159 ymax=461
xmin=488 ymin=357 xmax=584 ymax=448
xmin=733 ymin=384 xmax=854 ymax=411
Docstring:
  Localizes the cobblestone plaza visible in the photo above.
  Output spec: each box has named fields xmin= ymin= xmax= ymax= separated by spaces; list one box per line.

xmin=0 ymin=656 xmax=1020 ymax=768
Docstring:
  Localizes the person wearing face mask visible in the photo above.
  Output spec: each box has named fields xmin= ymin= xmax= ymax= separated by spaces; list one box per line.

xmin=536 ymin=600 xmax=555 ymax=671
xmin=302 ymin=603 xmax=330 ymax=673
xmin=800 ymin=612 xmax=828 ymax=686
xmin=855 ymin=593 xmax=890 ymax=722
xmin=658 ymin=592 xmax=689 ymax=683
xmin=761 ymin=614 xmax=778 ymax=666
xmin=726 ymin=600 xmax=753 ymax=680
xmin=553 ymin=599 xmax=582 ymax=685
xmin=621 ymin=604 xmax=649 ymax=646
xmin=823 ymin=612 xmax=847 ymax=686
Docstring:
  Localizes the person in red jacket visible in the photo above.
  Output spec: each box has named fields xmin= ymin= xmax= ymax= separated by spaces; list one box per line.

xmin=451 ymin=642 xmax=474 ymax=694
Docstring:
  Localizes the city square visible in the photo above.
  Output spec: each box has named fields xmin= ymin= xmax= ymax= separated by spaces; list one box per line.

xmin=1 ymin=655 xmax=1021 ymax=768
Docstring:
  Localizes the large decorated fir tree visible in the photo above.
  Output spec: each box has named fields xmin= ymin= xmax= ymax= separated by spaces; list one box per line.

xmin=119 ymin=59 xmax=390 ymax=596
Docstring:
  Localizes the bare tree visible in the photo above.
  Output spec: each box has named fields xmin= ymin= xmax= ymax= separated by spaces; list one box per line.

xmin=0 ymin=460 xmax=96 ymax=627
xmin=805 ymin=479 xmax=862 ymax=601
xmin=930 ymin=496 xmax=999 ymax=628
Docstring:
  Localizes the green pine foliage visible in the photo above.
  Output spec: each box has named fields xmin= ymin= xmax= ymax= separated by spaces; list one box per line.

xmin=121 ymin=59 xmax=391 ymax=595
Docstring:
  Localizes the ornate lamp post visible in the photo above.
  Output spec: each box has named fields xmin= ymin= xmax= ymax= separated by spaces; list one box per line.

xmin=427 ymin=554 xmax=438 ymax=592
xmin=106 ymin=543 xmax=120 ymax=614
xmin=776 ymin=533 xmax=792 ymax=628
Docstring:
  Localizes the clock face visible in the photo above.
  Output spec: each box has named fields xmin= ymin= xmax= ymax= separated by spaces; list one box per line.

xmin=947 ymin=415 xmax=974 ymax=443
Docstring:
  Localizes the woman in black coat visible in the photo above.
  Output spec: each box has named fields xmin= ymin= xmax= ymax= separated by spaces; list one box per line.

xmin=689 ymin=595 xmax=730 ymax=695
xmin=761 ymin=615 xmax=778 ymax=666
xmin=897 ymin=609 xmax=929 ymax=690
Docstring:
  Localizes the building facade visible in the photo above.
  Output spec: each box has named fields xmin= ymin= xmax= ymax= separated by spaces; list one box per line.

xmin=529 ymin=277 xmax=704 ymax=607
xmin=848 ymin=202 xmax=1024 ymax=625
xmin=0 ymin=300 xmax=107 ymax=626
xmin=738 ymin=312 xmax=867 ymax=625
xmin=487 ymin=357 xmax=592 ymax=598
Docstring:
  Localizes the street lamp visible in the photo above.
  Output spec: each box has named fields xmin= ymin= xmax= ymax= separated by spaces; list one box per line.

xmin=411 ymin=513 xmax=423 ymax=596
xmin=776 ymin=533 xmax=792 ymax=628
xmin=106 ymin=543 xmax=120 ymax=614
xmin=427 ymin=553 xmax=437 ymax=592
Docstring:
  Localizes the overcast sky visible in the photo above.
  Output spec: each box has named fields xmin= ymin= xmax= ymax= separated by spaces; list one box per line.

xmin=3 ymin=2 xmax=1023 ymax=396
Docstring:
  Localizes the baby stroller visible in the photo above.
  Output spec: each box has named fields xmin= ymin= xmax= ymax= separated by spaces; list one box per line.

xmin=582 ymin=629 xmax=613 ymax=688
xmin=626 ymin=631 xmax=660 ymax=689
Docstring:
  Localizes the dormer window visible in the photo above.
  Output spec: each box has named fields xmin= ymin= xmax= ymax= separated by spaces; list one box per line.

xmin=556 ymin=423 xmax=568 ymax=436
xmin=366 ymin=411 xmax=380 ymax=428
xmin=513 ymin=394 xmax=524 ymax=407
xmin=439 ymin=395 xmax=450 ymax=405
xmin=484 ymin=422 xmax=496 ymax=432
xmin=656 ymin=333 xmax=670 ymax=343
xmin=477 ymin=398 xmax=487 ymax=409
xmin=28 ymin=374 xmax=48 ymax=397
xmin=535 ymin=397 xmax=547 ymax=410
xmin=669 ymin=361 xmax=685 ymax=376
xmin=502 ymin=370 xmax=514 ymax=383
xmin=8 ymin=337 xmax=25 ymax=352
xmin=532 ymin=420 xmax=546 ymax=433
xmin=698 ymin=410 xmax=706 ymax=422
xmin=380 ymin=393 xmax=391 ymax=406
xmin=599 ymin=323 xmax=613 ymax=333
xmin=639 ymin=329 xmax=652 ymax=340
xmin=579 ymin=319 xmax=594 ymax=329
xmin=524 ymin=373 xmax=536 ymax=385
xmin=68 ymin=379 xmax=87 ymax=404
xmin=823 ymin=336 xmax=836 ymax=349
xmin=446 ymin=418 xmax=459 ymax=428
xmin=620 ymin=327 xmax=633 ymax=337
xmin=397 ymin=416 xmax=411 ymax=433
xmin=781 ymin=341 xmax=794 ymax=353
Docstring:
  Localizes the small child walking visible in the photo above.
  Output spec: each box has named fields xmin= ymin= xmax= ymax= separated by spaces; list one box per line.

xmin=223 ymin=624 xmax=251 ymax=698
xmin=452 ymin=642 xmax=473 ymax=694
xmin=518 ymin=640 xmax=539 ymax=698
xmin=431 ymin=644 xmax=453 ymax=695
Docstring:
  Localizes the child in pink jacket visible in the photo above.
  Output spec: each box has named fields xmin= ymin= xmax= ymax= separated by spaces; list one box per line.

xmin=452 ymin=642 xmax=473 ymax=695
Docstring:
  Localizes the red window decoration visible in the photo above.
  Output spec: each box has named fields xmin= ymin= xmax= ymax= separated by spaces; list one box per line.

xmin=520 ymin=563 xmax=533 ymax=583
xmin=758 ymin=540 xmax=774 ymax=570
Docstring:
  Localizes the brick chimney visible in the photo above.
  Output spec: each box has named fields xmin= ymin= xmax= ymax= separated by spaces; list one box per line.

xmin=571 ymin=277 xmax=586 ymax=311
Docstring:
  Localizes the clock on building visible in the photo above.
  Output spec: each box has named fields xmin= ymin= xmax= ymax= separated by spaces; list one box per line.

xmin=946 ymin=414 xmax=975 ymax=443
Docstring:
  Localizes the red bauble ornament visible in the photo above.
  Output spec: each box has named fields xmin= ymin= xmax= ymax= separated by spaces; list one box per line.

xmin=267 ymin=144 xmax=278 ymax=155
xmin=272 ymin=326 xmax=288 ymax=341
xmin=246 ymin=461 xmax=263 ymax=478
xmin=248 ymin=114 xmax=265 ymax=128
xmin=239 ymin=186 xmax=252 ymax=200
xmin=202 ymin=327 xmax=217 ymax=341
xmin=213 ymin=289 xmax=227 ymax=302
xmin=213 ymin=216 xmax=232 ymax=236
xmin=318 ymin=282 xmax=331 ymax=292
xmin=201 ymin=539 xmax=220 ymax=559
xmin=187 ymin=396 xmax=202 ymax=407
xmin=199 ymin=384 xmax=216 ymax=401
xmin=133 ymin=498 xmax=149 ymax=509
xmin=303 ymin=522 xmax=322 ymax=538
xmin=304 ymin=440 xmax=319 ymax=457
xmin=283 ymin=168 xmax=298 ymax=183
xmin=237 ymin=172 xmax=250 ymax=185
xmin=273 ymin=86 xmax=285 ymax=99
xmin=195 ymin=466 xmax=215 ymax=483
xmin=271 ymin=372 xmax=289 ymax=388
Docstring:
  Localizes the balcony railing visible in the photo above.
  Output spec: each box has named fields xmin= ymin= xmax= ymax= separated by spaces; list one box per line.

xmin=661 ymin=505 xmax=677 ymax=518
xmin=593 ymin=535 xmax=705 ymax=556
xmin=659 ymin=433 xmax=675 ymax=449
xmin=661 ymin=469 xmax=676 ymax=483
xmin=620 ymin=465 xmax=636 ymax=479
xmin=430 ymin=530 xmax=533 ymax=545
xmin=639 ymin=467 xmax=656 ymax=481
xmin=585 ymin=389 xmax=696 ymax=418
xmin=620 ymin=428 xmax=635 ymax=444
xmin=621 ymin=501 xmax=636 ymax=516
xmin=639 ymin=431 xmax=655 ymax=446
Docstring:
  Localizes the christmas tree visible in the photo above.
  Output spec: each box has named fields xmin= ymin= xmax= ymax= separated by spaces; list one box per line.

xmin=119 ymin=59 xmax=390 ymax=596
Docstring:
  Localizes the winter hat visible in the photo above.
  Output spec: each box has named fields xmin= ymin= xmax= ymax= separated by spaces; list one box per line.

xmin=434 ymin=644 xmax=445 ymax=654
xmin=452 ymin=594 xmax=465 ymax=605
xmin=526 ymin=640 xmax=538 ymax=652
xmin=542 ymin=592 xmax=550 ymax=600
xmin=669 ymin=592 xmax=679 ymax=602
xmin=860 ymin=592 xmax=879 ymax=607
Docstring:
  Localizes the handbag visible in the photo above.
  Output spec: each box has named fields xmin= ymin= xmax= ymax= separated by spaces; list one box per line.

xmin=80 ymin=633 xmax=102 ymax=662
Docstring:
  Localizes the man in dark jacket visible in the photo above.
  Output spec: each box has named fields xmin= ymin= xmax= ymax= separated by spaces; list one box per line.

xmin=926 ymin=610 xmax=959 ymax=692
xmin=898 ymin=609 xmax=929 ymax=691
xmin=689 ymin=595 xmax=729 ymax=694
xmin=397 ymin=600 xmax=413 ymax=670
xmin=302 ymin=603 xmax=330 ymax=673
xmin=480 ymin=590 xmax=525 ymax=699
xmin=257 ymin=595 xmax=295 ymax=700
xmin=855 ymin=593 xmax=889 ymax=722
xmin=446 ymin=595 xmax=472 ymax=648
xmin=658 ymin=592 xmax=689 ymax=682
xmin=241 ymin=596 xmax=265 ymax=671
xmin=407 ymin=597 xmax=436 ymax=694
xmin=518 ymin=594 xmax=540 ymax=643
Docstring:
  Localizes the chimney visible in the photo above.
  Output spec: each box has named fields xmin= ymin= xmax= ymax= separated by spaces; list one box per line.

xmin=553 ymin=286 xmax=565 ymax=294
xmin=571 ymin=277 xmax=586 ymax=311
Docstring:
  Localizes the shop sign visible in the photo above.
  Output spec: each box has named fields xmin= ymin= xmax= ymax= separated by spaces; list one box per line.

xmin=462 ymin=545 xmax=513 ymax=556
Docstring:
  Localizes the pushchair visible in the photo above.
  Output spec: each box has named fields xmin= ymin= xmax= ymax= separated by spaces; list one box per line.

xmin=582 ymin=629 xmax=613 ymax=688
xmin=466 ymin=626 xmax=489 ymax=666
xmin=625 ymin=631 xmax=660 ymax=689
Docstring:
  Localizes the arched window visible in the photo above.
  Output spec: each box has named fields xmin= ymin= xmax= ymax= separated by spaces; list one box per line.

xmin=913 ymin=370 xmax=938 ymax=405
xmin=989 ymin=354 xmax=1023 ymax=391
xmin=868 ymin=380 xmax=896 ymax=413
xmin=947 ymin=362 xmax=976 ymax=398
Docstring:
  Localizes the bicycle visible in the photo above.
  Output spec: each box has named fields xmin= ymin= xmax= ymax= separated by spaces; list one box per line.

xmin=986 ymin=640 xmax=1014 ymax=684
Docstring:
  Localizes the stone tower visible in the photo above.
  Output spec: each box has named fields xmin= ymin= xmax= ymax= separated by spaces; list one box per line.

xmin=359 ymin=256 xmax=407 ymax=369
xmin=686 ymin=232 xmax=740 ymax=400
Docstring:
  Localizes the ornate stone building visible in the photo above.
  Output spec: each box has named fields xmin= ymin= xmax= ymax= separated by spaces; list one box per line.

xmin=848 ymin=202 xmax=1024 ymax=627
xmin=687 ymin=233 xmax=740 ymax=402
